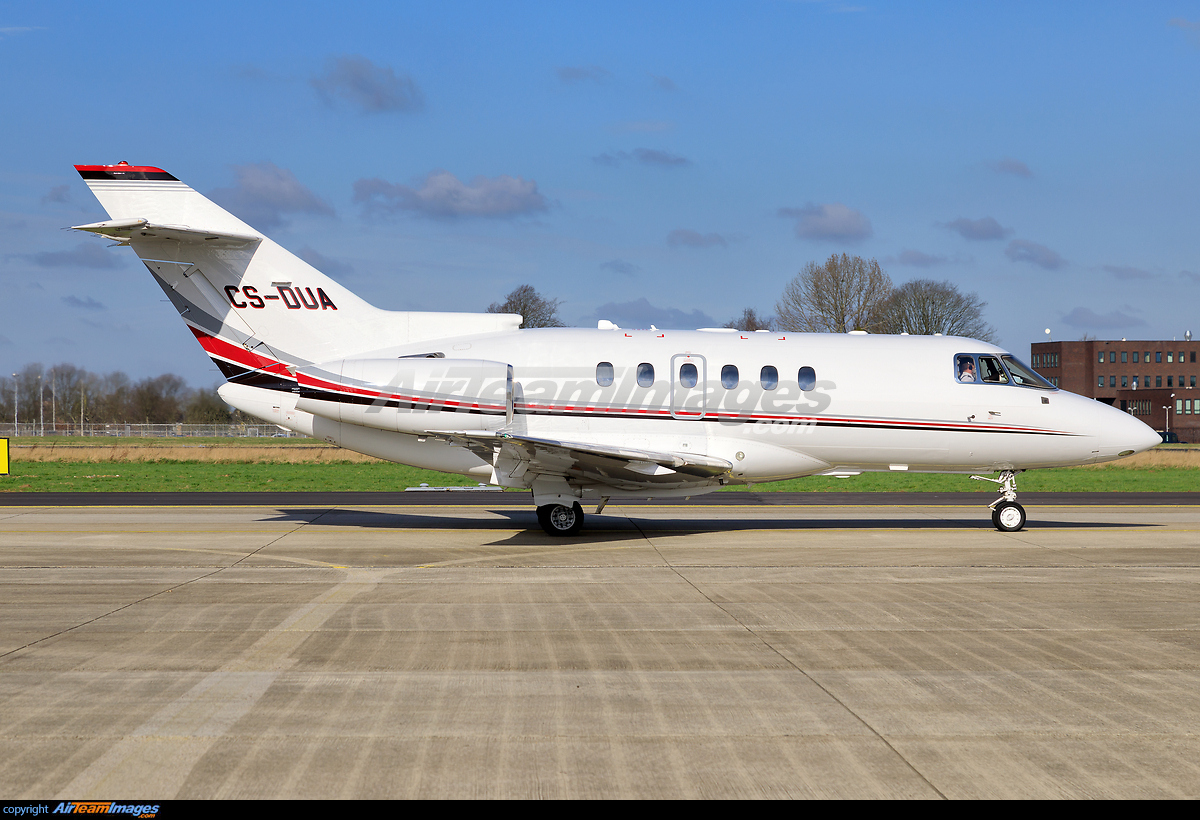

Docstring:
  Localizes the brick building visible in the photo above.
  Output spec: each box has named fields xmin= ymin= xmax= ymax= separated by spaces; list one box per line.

xmin=1030 ymin=337 xmax=1198 ymax=442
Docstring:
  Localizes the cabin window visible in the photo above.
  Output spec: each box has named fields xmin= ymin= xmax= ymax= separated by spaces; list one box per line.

xmin=596 ymin=362 xmax=614 ymax=387
xmin=679 ymin=362 xmax=698 ymax=388
xmin=721 ymin=365 xmax=738 ymax=389
xmin=760 ymin=365 xmax=778 ymax=390
xmin=637 ymin=362 xmax=655 ymax=388
xmin=797 ymin=366 xmax=816 ymax=391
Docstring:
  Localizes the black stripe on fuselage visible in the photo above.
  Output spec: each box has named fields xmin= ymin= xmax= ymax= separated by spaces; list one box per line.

xmin=213 ymin=359 xmax=300 ymax=392
xmin=79 ymin=170 xmax=179 ymax=181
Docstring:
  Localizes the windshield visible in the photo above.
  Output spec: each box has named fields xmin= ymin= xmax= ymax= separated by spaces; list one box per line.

xmin=1001 ymin=355 xmax=1056 ymax=389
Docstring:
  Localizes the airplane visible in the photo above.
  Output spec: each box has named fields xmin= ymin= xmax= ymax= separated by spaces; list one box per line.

xmin=69 ymin=162 xmax=1162 ymax=535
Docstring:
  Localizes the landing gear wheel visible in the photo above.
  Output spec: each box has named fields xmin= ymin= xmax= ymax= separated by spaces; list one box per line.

xmin=537 ymin=502 xmax=584 ymax=536
xmin=993 ymin=501 xmax=1026 ymax=532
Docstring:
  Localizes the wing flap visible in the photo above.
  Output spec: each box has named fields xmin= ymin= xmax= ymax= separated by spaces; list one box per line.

xmin=437 ymin=431 xmax=732 ymax=488
xmin=70 ymin=219 xmax=261 ymax=247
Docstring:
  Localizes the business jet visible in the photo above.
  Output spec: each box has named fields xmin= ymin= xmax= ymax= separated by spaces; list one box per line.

xmin=70 ymin=162 xmax=1161 ymax=535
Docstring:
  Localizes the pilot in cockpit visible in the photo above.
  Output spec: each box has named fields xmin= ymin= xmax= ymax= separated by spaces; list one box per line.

xmin=957 ymin=356 xmax=977 ymax=382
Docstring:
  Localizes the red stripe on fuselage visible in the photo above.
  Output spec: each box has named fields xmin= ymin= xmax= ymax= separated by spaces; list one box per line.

xmin=189 ymin=327 xmax=294 ymax=377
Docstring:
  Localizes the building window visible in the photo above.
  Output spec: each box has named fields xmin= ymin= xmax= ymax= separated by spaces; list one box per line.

xmin=1098 ymin=376 xmax=1105 ymax=388
xmin=1156 ymin=376 xmax=1162 ymax=387
xmin=1192 ymin=352 xmax=1196 ymax=363
xmin=1192 ymin=376 xmax=1197 ymax=388
xmin=1110 ymin=375 xmax=1117 ymax=387
xmin=1156 ymin=352 xmax=1162 ymax=363
xmin=1121 ymin=351 xmax=1128 ymax=363
xmin=1146 ymin=351 xmax=1152 ymax=363
xmin=1121 ymin=375 xmax=1128 ymax=387
xmin=1167 ymin=352 xmax=1174 ymax=363
xmin=1132 ymin=352 xmax=1139 ymax=363
xmin=1168 ymin=376 xmax=1174 ymax=387
xmin=1132 ymin=377 xmax=1139 ymax=388
xmin=1110 ymin=351 xmax=1117 ymax=363
xmin=1098 ymin=352 xmax=1105 ymax=363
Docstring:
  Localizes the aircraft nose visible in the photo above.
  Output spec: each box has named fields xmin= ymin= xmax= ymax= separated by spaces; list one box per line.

xmin=1109 ymin=406 xmax=1161 ymax=458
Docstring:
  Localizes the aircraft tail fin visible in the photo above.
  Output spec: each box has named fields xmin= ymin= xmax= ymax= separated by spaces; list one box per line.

xmin=72 ymin=163 xmax=521 ymax=385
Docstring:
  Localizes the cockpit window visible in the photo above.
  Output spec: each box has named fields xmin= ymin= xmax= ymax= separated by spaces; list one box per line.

xmin=979 ymin=356 xmax=1009 ymax=384
xmin=956 ymin=355 xmax=978 ymax=383
xmin=1001 ymin=355 xmax=1056 ymax=389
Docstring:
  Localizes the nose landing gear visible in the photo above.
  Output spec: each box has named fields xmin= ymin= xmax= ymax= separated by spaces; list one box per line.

xmin=972 ymin=470 xmax=1026 ymax=532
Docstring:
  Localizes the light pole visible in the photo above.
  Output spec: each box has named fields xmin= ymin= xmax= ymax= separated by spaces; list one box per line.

xmin=38 ymin=374 xmax=43 ymax=437
xmin=10 ymin=373 xmax=15 ymax=436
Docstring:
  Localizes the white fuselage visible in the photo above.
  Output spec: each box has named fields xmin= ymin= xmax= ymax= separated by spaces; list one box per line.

xmin=221 ymin=326 xmax=1161 ymax=498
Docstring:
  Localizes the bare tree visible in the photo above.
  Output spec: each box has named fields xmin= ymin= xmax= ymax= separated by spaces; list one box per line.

xmin=873 ymin=279 xmax=996 ymax=341
xmin=487 ymin=284 xmax=565 ymax=328
xmin=775 ymin=254 xmax=892 ymax=333
xmin=723 ymin=307 xmax=773 ymax=331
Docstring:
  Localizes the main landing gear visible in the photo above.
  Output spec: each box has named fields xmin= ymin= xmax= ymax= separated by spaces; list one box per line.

xmin=537 ymin=502 xmax=584 ymax=536
xmin=971 ymin=469 xmax=1027 ymax=532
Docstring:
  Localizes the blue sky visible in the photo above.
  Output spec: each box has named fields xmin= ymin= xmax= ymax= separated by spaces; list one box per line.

xmin=2 ymin=1 xmax=1199 ymax=386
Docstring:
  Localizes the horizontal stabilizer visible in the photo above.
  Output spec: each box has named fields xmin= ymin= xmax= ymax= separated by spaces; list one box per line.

xmin=70 ymin=219 xmax=260 ymax=247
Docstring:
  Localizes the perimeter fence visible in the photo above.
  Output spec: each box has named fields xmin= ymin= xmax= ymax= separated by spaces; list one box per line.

xmin=0 ymin=423 xmax=304 ymax=438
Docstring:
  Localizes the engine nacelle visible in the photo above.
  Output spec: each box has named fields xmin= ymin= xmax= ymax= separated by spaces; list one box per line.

xmin=295 ymin=357 xmax=513 ymax=434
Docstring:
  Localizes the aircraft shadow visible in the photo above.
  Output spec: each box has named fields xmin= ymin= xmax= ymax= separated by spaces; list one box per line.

xmin=264 ymin=508 xmax=1153 ymax=541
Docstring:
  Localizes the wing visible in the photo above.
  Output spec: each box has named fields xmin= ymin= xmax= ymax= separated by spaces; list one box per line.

xmin=440 ymin=431 xmax=732 ymax=490
xmin=71 ymin=218 xmax=260 ymax=247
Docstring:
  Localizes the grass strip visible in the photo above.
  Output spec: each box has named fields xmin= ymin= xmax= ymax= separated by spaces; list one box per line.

xmin=1 ymin=460 xmax=1196 ymax=493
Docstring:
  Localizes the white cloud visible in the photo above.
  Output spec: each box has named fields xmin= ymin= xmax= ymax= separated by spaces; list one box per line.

xmin=1062 ymin=306 xmax=1146 ymax=329
xmin=33 ymin=242 xmax=119 ymax=269
xmin=354 ymin=170 xmax=549 ymax=219
xmin=989 ymin=157 xmax=1033 ymax=178
xmin=556 ymin=65 xmax=611 ymax=84
xmin=1005 ymin=239 xmax=1066 ymax=270
xmin=667 ymin=229 xmax=727 ymax=248
xmin=311 ymin=55 xmax=424 ymax=113
xmin=779 ymin=203 xmax=872 ymax=242
xmin=209 ymin=162 xmax=334 ymax=230
xmin=943 ymin=216 xmax=1010 ymax=240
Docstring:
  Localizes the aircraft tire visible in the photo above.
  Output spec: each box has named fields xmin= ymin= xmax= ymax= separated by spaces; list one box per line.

xmin=993 ymin=501 xmax=1026 ymax=532
xmin=537 ymin=502 xmax=584 ymax=536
